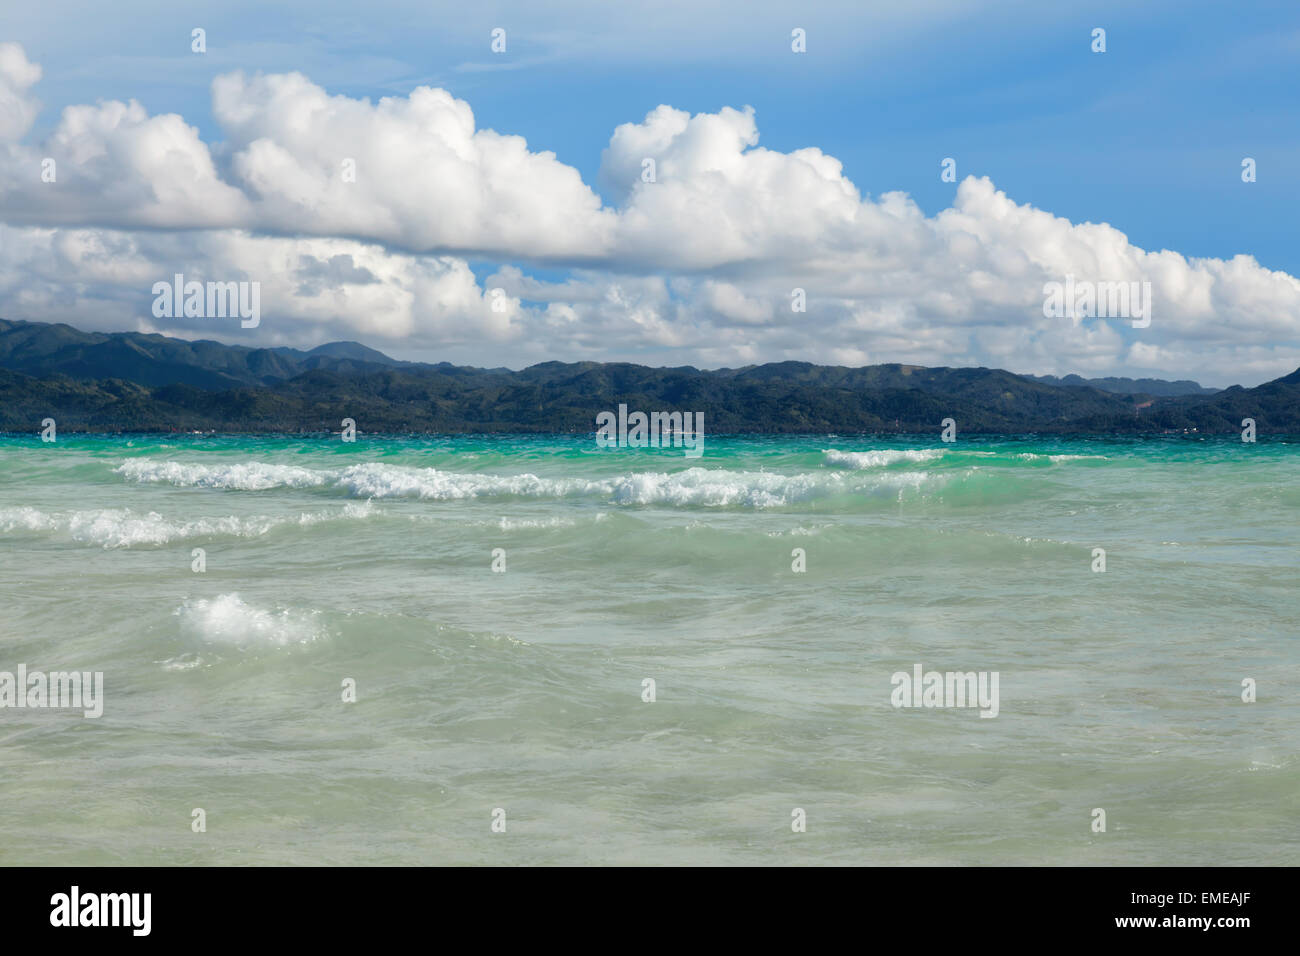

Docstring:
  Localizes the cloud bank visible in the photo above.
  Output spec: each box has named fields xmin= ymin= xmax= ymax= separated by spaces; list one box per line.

xmin=1 ymin=41 xmax=1298 ymax=385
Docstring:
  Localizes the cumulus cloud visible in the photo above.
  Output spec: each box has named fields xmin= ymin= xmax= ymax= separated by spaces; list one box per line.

xmin=212 ymin=70 xmax=615 ymax=259
xmin=0 ymin=42 xmax=1298 ymax=384
xmin=0 ymin=42 xmax=41 ymax=141
xmin=603 ymin=104 xmax=865 ymax=270
xmin=6 ymin=99 xmax=252 ymax=228
xmin=0 ymin=225 xmax=509 ymax=346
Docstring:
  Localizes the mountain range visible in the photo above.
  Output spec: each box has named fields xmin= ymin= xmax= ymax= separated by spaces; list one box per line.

xmin=1 ymin=318 xmax=1295 ymax=434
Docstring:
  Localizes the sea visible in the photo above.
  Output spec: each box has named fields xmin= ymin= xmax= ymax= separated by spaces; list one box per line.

xmin=1 ymin=433 xmax=1296 ymax=865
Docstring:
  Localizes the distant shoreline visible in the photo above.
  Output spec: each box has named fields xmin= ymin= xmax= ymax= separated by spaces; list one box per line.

xmin=3 ymin=319 xmax=1298 ymax=435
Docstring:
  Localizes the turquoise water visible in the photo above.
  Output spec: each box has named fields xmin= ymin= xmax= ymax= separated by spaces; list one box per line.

xmin=1 ymin=433 xmax=1296 ymax=865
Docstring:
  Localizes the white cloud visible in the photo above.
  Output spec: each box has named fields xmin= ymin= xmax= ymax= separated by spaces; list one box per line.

xmin=212 ymin=70 xmax=615 ymax=259
xmin=0 ymin=42 xmax=41 ymax=142
xmin=0 ymin=225 xmax=501 ymax=346
xmin=1 ymin=43 xmax=1299 ymax=385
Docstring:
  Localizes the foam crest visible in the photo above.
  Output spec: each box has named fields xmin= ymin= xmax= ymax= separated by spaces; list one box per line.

xmin=0 ymin=503 xmax=376 ymax=548
xmin=334 ymin=462 xmax=601 ymax=500
xmin=823 ymin=449 xmax=945 ymax=469
xmin=606 ymin=467 xmax=926 ymax=507
xmin=113 ymin=459 xmax=933 ymax=508
xmin=176 ymin=593 xmax=324 ymax=646
xmin=115 ymin=459 xmax=327 ymax=490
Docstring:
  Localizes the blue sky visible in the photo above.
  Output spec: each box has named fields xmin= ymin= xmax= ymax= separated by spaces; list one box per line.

xmin=2 ymin=0 xmax=1299 ymax=384
xmin=11 ymin=0 xmax=1296 ymax=271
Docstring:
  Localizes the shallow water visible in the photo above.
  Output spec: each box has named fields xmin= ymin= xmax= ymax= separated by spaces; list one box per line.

xmin=1 ymin=433 xmax=1296 ymax=864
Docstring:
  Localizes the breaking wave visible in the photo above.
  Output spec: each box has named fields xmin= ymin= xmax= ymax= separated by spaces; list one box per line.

xmin=115 ymin=459 xmax=931 ymax=508
xmin=115 ymin=459 xmax=327 ymax=490
xmin=176 ymin=593 xmax=324 ymax=646
xmin=822 ymin=448 xmax=946 ymax=469
xmin=0 ymin=502 xmax=376 ymax=548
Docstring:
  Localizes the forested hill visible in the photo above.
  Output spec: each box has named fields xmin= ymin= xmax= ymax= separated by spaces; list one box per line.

xmin=0 ymin=319 xmax=1295 ymax=434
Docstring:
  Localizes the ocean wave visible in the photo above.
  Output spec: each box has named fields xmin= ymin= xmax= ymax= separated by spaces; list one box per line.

xmin=765 ymin=524 xmax=832 ymax=537
xmin=0 ymin=506 xmax=57 ymax=533
xmin=333 ymin=462 xmax=602 ymax=500
xmin=604 ymin=467 xmax=923 ymax=506
xmin=176 ymin=593 xmax=324 ymax=646
xmin=114 ymin=459 xmax=936 ymax=508
xmin=823 ymin=449 xmax=945 ymax=469
xmin=823 ymin=448 xmax=1107 ymax=470
xmin=1014 ymin=452 xmax=1109 ymax=462
xmin=294 ymin=501 xmax=376 ymax=526
xmin=490 ymin=515 xmax=596 ymax=530
xmin=0 ymin=502 xmax=375 ymax=548
xmin=115 ymin=459 xmax=327 ymax=490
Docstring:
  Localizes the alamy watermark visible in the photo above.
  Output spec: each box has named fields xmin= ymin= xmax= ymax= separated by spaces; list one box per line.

xmin=50 ymin=887 xmax=150 ymax=936
xmin=0 ymin=664 xmax=103 ymax=718
xmin=152 ymin=273 xmax=260 ymax=328
xmin=1043 ymin=275 xmax=1151 ymax=328
xmin=596 ymin=404 xmax=704 ymax=458
xmin=890 ymin=663 xmax=999 ymax=718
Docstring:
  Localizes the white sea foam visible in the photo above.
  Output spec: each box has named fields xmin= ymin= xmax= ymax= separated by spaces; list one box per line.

xmin=0 ymin=506 xmax=58 ymax=533
xmin=333 ymin=462 xmax=601 ymax=500
xmin=606 ymin=467 xmax=928 ymax=507
xmin=608 ymin=468 xmax=805 ymax=507
xmin=822 ymin=449 xmax=1107 ymax=468
xmin=115 ymin=459 xmax=932 ymax=508
xmin=766 ymin=524 xmax=830 ymax=537
xmin=294 ymin=500 xmax=376 ymax=525
xmin=823 ymin=449 xmax=945 ymax=469
xmin=0 ymin=507 xmax=275 ymax=547
xmin=115 ymin=459 xmax=327 ymax=490
xmin=0 ymin=502 xmax=376 ymax=548
xmin=493 ymin=515 xmax=581 ymax=530
xmin=176 ymin=593 xmax=324 ymax=646
xmin=1014 ymin=452 xmax=1109 ymax=462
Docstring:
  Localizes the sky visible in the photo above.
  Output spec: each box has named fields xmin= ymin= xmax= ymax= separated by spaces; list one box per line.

xmin=2 ymin=0 xmax=1299 ymax=386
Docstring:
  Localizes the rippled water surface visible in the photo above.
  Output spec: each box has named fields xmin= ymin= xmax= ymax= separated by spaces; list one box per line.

xmin=1 ymin=434 xmax=1296 ymax=864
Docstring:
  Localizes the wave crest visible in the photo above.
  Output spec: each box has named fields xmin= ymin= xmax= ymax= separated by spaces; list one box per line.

xmin=0 ymin=502 xmax=375 ymax=548
xmin=176 ymin=593 xmax=324 ymax=646
xmin=823 ymin=449 xmax=945 ymax=469
xmin=115 ymin=460 xmax=327 ymax=490
xmin=116 ymin=458 xmax=934 ymax=508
